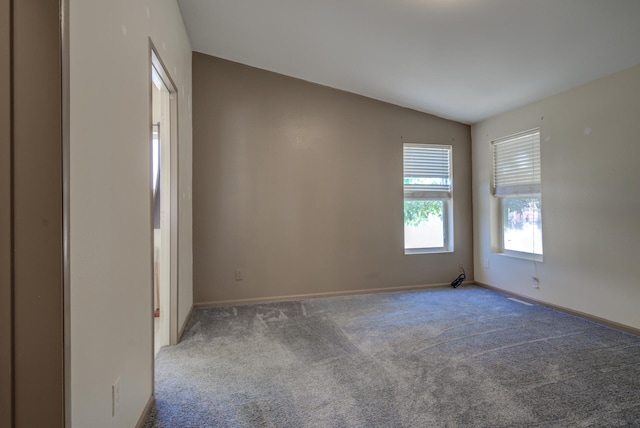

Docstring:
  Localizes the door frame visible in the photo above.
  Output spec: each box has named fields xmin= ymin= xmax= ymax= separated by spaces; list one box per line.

xmin=149 ymin=43 xmax=180 ymax=356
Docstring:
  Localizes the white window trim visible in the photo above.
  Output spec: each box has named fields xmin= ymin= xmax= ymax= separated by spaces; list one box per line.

xmin=499 ymin=250 xmax=543 ymax=262
xmin=403 ymin=143 xmax=453 ymax=255
xmin=491 ymin=129 xmax=543 ymax=260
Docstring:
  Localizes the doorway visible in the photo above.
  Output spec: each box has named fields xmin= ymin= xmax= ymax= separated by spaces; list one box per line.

xmin=150 ymin=47 xmax=178 ymax=357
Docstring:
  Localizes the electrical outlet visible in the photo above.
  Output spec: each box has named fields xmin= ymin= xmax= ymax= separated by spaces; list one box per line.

xmin=531 ymin=276 xmax=539 ymax=288
xmin=112 ymin=377 xmax=121 ymax=417
xmin=458 ymin=264 xmax=464 ymax=273
xmin=235 ymin=269 xmax=244 ymax=281
xmin=484 ymin=258 xmax=490 ymax=269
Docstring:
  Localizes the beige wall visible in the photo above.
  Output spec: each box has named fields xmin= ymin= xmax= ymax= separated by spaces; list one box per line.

xmin=0 ymin=1 xmax=66 ymax=426
xmin=472 ymin=64 xmax=640 ymax=330
xmin=0 ymin=0 xmax=12 ymax=426
xmin=193 ymin=53 xmax=473 ymax=305
xmin=69 ymin=0 xmax=192 ymax=426
xmin=0 ymin=0 xmax=10 ymax=425
xmin=13 ymin=0 xmax=65 ymax=423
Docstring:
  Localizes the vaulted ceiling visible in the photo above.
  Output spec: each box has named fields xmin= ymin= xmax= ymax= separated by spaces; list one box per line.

xmin=178 ymin=0 xmax=640 ymax=124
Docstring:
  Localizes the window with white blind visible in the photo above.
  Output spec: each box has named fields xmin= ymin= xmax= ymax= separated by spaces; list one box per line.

xmin=491 ymin=129 xmax=543 ymax=258
xmin=403 ymin=144 xmax=453 ymax=254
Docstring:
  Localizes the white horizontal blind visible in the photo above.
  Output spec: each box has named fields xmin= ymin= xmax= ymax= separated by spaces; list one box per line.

xmin=492 ymin=129 xmax=541 ymax=197
xmin=403 ymin=144 xmax=452 ymax=199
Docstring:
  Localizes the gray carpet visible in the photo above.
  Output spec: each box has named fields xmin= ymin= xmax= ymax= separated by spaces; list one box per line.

xmin=144 ymin=286 xmax=640 ymax=427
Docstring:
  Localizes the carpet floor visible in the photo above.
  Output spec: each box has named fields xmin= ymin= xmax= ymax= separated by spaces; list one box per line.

xmin=144 ymin=286 xmax=640 ymax=427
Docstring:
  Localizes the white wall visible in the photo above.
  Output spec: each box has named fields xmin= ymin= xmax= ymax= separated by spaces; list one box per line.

xmin=472 ymin=64 xmax=640 ymax=330
xmin=69 ymin=0 xmax=192 ymax=426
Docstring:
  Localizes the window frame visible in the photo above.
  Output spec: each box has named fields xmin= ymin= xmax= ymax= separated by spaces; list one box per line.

xmin=403 ymin=143 xmax=453 ymax=255
xmin=491 ymin=129 xmax=543 ymax=260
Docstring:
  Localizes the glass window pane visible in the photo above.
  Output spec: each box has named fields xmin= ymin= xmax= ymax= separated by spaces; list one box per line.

xmin=404 ymin=200 xmax=444 ymax=249
xmin=502 ymin=198 xmax=543 ymax=255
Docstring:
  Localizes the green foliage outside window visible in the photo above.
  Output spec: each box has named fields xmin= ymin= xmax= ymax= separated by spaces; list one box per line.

xmin=404 ymin=200 xmax=443 ymax=226
xmin=502 ymin=198 xmax=541 ymax=230
xmin=403 ymin=177 xmax=445 ymax=226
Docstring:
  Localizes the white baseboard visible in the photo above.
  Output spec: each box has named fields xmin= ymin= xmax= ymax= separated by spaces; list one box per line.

xmin=135 ymin=394 xmax=155 ymax=428
xmin=178 ymin=305 xmax=194 ymax=342
xmin=475 ymin=281 xmax=640 ymax=337
xmin=194 ymin=282 xmax=461 ymax=308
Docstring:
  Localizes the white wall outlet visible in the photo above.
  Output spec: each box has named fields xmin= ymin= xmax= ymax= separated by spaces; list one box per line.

xmin=484 ymin=257 xmax=490 ymax=269
xmin=235 ymin=268 xmax=244 ymax=281
xmin=112 ymin=377 xmax=121 ymax=417
xmin=531 ymin=276 xmax=539 ymax=288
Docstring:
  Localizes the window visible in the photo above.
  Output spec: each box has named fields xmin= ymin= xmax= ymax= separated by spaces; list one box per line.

xmin=403 ymin=144 xmax=452 ymax=254
xmin=491 ymin=129 xmax=543 ymax=258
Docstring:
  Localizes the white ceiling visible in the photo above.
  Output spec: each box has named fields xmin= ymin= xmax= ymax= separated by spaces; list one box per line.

xmin=177 ymin=0 xmax=640 ymax=124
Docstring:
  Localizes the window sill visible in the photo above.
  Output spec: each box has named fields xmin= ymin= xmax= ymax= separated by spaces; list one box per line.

xmin=494 ymin=251 xmax=543 ymax=262
xmin=405 ymin=248 xmax=452 ymax=255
